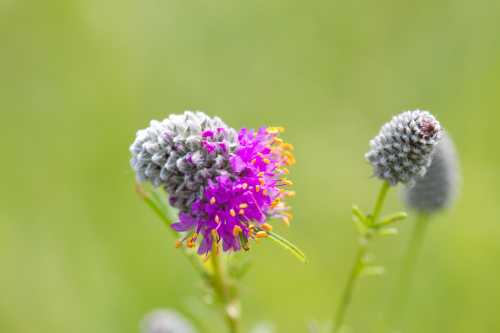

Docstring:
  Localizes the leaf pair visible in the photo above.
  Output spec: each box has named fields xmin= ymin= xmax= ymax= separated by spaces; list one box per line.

xmin=352 ymin=205 xmax=407 ymax=238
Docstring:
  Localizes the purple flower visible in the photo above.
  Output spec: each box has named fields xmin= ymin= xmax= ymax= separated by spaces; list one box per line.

xmin=172 ymin=126 xmax=295 ymax=255
xmin=131 ymin=112 xmax=295 ymax=256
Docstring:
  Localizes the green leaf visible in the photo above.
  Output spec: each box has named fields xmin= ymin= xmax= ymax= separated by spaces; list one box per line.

xmin=352 ymin=205 xmax=368 ymax=225
xmin=376 ymin=212 xmax=407 ymax=227
xmin=150 ymin=188 xmax=168 ymax=214
xmin=151 ymin=187 xmax=179 ymax=222
xmin=266 ymin=231 xmax=307 ymax=263
xmin=377 ymin=227 xmax=399 ymax=237
xmin=352 ymin=216 xmax=368 ymax=236
xmin=135 ymin=183 xmax=173 ymax=228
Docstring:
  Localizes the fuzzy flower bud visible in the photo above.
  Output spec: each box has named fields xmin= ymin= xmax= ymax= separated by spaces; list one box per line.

xmin=403 ymin=132 xmax=459 ymax=213
xmin=140 ymin=310 xmax=197 ymax=333
xmin=365 ymin=110 xmax=442 ymax=186
xmin=130 ymin=111 xmax=239 ymax=212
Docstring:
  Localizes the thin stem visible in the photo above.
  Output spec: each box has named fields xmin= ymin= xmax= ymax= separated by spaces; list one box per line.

xmin=333 ymin=182 xmax=391 ymax=333
xmin=386 ymin=213 xmax=431 ymax=331
xmin=211 ymin=244 xmax=241 ymax=333
xmin=333 ymin=240 xmax=368 ymax=333
xmin=371 ymin=181 xmax=391 ymax=225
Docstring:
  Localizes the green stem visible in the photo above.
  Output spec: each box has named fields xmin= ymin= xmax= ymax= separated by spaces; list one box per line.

xmin=211 ymin=244 xmax=241 ymax=333
xmin=333 ymin=240 xmax=368 ymax=333
xmin=386 ymin=213 xmax=431 ymax=331
xmin=333 ymin=182 xmax=391 ymax=333
xmin=371 ymin=181 xmax=391 ymax=225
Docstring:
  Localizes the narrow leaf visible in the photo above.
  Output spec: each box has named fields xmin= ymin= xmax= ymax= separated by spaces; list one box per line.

xmin=151 ymin=187 xmax=179 ymax=222
xmin=377 ymin=212 xmax=408 ymax=227
xmin=135 ymin=183 xmax=172 ymax=228
xmin=352 ymin=205 xmax=368 ymax=225
xmin=352 ymin=217 xmax=368 ymax=236
xmin=377 ymin=227 xmax=399 ymax=237
xmin=266 ymin=231 xmax=307 ymax=263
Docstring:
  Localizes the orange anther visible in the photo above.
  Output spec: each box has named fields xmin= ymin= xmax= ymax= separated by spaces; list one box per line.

xmin=256 ymin=231 xmax=268 ymax=239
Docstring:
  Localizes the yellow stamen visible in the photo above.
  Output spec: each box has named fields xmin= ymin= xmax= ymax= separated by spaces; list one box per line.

xmin=285 ymin=191 xmax=296 ymax=197
xmin=239 ymin=203 xmax=248 ymax=209
xmin=251 ymin=159 xmax=257 ymax=164
xmin=239 ymin=209 xmax=245 ymax=215
xmin=263 ymin=158 xmax=270 ymax=164
xmin=267 ymin=126 xmax=285 ymax=134
xmin=258 ymin=171 xmax=265 ymax=177
xmin=259 ymin=178 xmax=265 ymax=185
xmin=233 ymin=225 xmax=242 ymax=236
xmin=271 ymin=198 xmax=281 ymax=208
xmin=261 ymin=223 xmax=273 ymax=232
xmin=255 ymin=185 xmax=261 ymax=192
xmin=282 ymin=217 xmax=290 ymax=226
xmin=230 ymin=209 xmax=236 ymax=217
xmin=248 ymin=225 xmax=255 ymax=237
xmin=210 ymin=197 xmax=216 ymax=205
xmin=175 ymin=240 xmax=182 ymax=248
xmin=281 ymin=179 xmax=293 ymax=186
xmin=256 ymin=231 xmax=268 ymax=238
xmin=262 ymin=189 xmax=268 ymax=196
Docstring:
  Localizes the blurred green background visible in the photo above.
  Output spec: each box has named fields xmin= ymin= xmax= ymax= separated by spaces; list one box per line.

xmin=1 ymin=1 xmax=499 ymax=332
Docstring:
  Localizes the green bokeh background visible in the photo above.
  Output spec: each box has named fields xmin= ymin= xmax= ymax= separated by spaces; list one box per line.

xmin=1 ymin=1 xmax=499 ymax=332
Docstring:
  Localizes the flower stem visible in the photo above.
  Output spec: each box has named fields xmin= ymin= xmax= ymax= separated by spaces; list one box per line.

xmin=211 ymin=244 xmax=241 ymax=333
xmin=371 ymin=181 xmax=391 ymax=225
xmin=386 ymin=213 xmax=431 ymax=331
xmin=333 ymin=241 xmax=368 ymax=333
xmin=333 ymin=182 xmax=391 ymax=333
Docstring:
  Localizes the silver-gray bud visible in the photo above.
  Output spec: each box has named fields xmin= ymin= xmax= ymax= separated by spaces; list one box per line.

xmin=130 ymin=111 xmax=239 ymax=212
xmin=365 ymin=110 xmax=442 ymax=186
xmin=403 ymin=132 xmax=460 ymax=213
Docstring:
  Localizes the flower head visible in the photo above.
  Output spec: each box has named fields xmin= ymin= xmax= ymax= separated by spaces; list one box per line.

xmin=365 ymin=110 xmax=442 ymax=186
xmin=130 ymin=112 xmax=295 ymax=255
xmin=140 ymin=309 xmax=197 ymax=333
xmin=403 ymin=132 xmax=459 ymax=213
xmin=130 ymin=111 xmax=239 ymax=212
